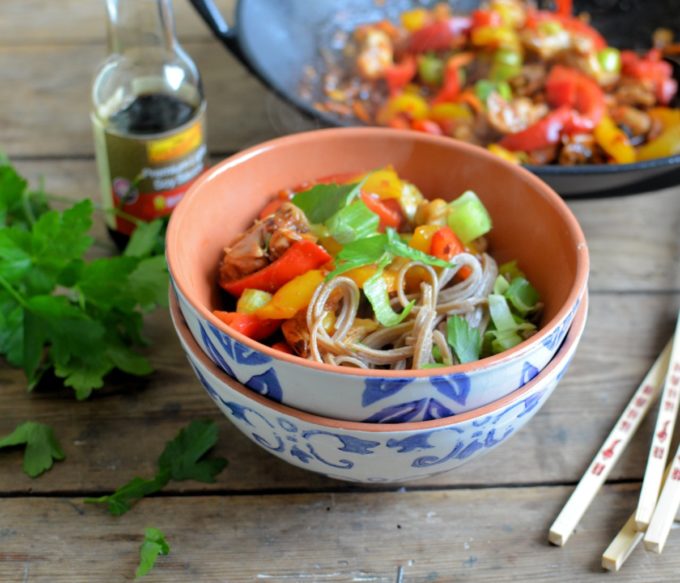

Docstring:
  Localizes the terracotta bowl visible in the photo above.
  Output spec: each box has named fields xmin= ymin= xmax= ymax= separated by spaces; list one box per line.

xmin=167 ymin=128 xmax=589 ymax=422
xmin=170 ymin=289 xmax=588 ymax=483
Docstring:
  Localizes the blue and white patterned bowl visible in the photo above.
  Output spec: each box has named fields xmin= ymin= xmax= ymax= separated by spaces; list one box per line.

xmin=167 ymin=128 xmax=589 ymax=422
xmin=170 ymin=290 xmax=588 ymax=484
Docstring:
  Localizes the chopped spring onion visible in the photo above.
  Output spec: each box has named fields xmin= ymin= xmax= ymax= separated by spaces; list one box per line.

xmin=326 ymin=200 xmax=380 ymax=244
xmin=362 ymin=259 xmax=415 ymax=327
xmin=474 ymin=79 xmax=512 ymax=102
xmin=236 ymin=289 xmax=273 ymax=314
xmin=498 ymin=259 xmax=525 ymax=280
xmin=505 ymin=276 xmax=540 ymax=316
xmin=488 ymin=293 xmax=517 ymax=332
xmin=493 ymin=275 xmax=510 ymax=295
xmin=447 ymin=190 xmax=492 ymax=244
xmin=486 ymin=328 xmax=523 ymax=354
xmin=447 ymin=315 xmax=482 ymax=364
xmin=597 ymin=47 xmax=621 ymax=74
xmin=418 ymin=54 xmax=444 ymax=85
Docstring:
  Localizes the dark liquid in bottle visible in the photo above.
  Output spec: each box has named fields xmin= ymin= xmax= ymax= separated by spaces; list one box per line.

xmin=108 ymin=93 xmax=197 ymax=135
xmin=106 ymin=93 xmax=199 ymax=250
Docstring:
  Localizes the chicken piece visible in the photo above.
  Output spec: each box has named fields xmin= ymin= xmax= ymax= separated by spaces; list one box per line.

xmin=610 ymin=106 xmax=652 ymax=138
xmin=521 ymin=27 xmax=571 ymax=60
xmin=509 ymin=63 xmax=547 ymax=98
xmin=558 ymin=133 xmax=597 ymax=165
xmin=486 ymin=93 xmax=549 ymax=135
xmin=219 ymin=202 xmax=310 ymax=283
xmin=614 ymin=79 xmax=657 ymax=107
xmin=355 ymin=28 xmax=393 ymax=80
xmin=281 ymin=311 xmax=311 ymax=358
xmin=526 ymin=145 xmax=559 ymax=165
xmin=414 ymin=198 xmax=449 ymax=227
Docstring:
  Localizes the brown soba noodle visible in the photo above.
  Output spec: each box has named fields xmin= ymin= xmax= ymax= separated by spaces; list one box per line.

xmin=305 ymin=252 xmax=498 ymax=369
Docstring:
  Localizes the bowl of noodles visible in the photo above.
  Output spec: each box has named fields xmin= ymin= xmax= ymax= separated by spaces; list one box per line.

xmin=166 ymin=127 xmax=588 ymax=422
xmin=170 ymin=287 xmax=588 ymax=483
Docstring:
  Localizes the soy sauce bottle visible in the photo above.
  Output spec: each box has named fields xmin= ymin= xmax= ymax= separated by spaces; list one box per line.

xmin=92 ymin=0 xmax=208 ymax=247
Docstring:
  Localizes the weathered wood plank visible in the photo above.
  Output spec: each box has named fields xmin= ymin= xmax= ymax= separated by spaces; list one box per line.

xmin=1 ymin=292 xmax=678 ymax=494
xmin=0 ymin=0 xmax=234 ymax=45
xmin=12 ymin=158 xmax=680 ymax=293
xmin=0 ymin=485 xmax=678 ymax=582
xmin=1 ymin=42 xmax=312 ymax=158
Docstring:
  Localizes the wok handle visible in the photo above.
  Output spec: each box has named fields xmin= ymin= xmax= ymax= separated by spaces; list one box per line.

xmin=188 ymin=0 xmax=247 ymax=65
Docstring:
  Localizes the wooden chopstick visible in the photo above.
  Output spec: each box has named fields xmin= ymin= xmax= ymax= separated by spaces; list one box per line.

xmin=644 ymin=442 xmax=680 ymax=553
xmin=635 ymin=314 xmax=680 ymax=530
xmin=602 ymin=514 xmax=644 ymax=572
xmin=602 ymin=464 xmax=672 ymax=571
xmin=548 ymin=340 xmax=672 ymax=546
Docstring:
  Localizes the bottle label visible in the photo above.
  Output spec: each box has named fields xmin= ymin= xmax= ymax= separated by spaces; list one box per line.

xmin=92 ymin=103 xmax=207 ymax=235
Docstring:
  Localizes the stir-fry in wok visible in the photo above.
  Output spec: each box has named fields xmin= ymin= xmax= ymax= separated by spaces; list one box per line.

xmin=306 ymin=0 xmax=680 ymax=165
xmin=215 ymin=169 xmax=542 ymax=370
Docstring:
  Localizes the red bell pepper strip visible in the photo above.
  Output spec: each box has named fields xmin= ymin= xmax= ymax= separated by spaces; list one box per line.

xmin=546 ymin=66 xmax=605 ymax=128
xmin=360 ymin=191 xmax=404 ymax=230
xmin=213 ymin=311 xmax=281 ymax=341
xmin=410 ymin=119 xmax=444 ymax=135
xmin=499 ymin=106 xmax=574 ymax=151
xmin=258 ymin=197 xmax=284 ymax=219
xmin=622 ymin=50 xmax=678 ymax=105
xmin=430 ymin=227 xmax=472 ymax=279
xmin=554 ymin=0 xmax=572 ymax=17
xmin=471 ymin=9 xmax=502 ymax=29
xmin=408 ymin=17 xmax=472 ymax=53
xmin=432 ymin=59 xmax=462 ymax=104
xmin=220 ymin=240 xmax=332 ymax=297
xmin=385 ymin=55 xmax=417 ymax=94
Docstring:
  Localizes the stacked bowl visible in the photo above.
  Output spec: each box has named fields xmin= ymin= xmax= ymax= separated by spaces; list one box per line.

xmin=166 ymin=128 xmax=589 ymax=483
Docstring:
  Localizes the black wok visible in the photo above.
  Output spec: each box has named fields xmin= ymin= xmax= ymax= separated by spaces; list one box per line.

xmin=189 ymin=0 xmax=680 ymax=197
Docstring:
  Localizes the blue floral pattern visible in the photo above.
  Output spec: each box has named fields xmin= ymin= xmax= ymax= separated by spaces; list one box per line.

xmin=189 ymin=352 xmax=567 ymax=482
xmin=363 ymin=398 xmax=455 ymax=423
xmin=197 ymin=321 xmax=283 ymax=403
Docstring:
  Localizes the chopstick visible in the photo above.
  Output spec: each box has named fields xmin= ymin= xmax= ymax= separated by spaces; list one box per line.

xmin=548 ymin=340 xmax=672 ymax=546
xmin=602 ymin=464 xmax=672 ymax=571
xmin=644 ymin=442 xmax=680 ymax=553
xmin=635 ymin=314 xmax=680 ymax=530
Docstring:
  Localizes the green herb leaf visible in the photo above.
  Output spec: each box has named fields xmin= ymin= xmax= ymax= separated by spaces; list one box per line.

xmin=385 ymin=228 xmax=451 ymax=268
xmin=136 ymin=527 xmax=170 ymax=579
xmin=0 ymin=161 xmax=169 ymax=396
xmin=124 ymin=219 xmax=165 ymax=258
xmin=157 ymin=420 xmax=227 ymax=483
xmin=86 ymin=421 xmax=227 ymax=516
xmin=0 ymin=421 xmax=65 ymax=478
xmin=446 ymin=316 xmax=482 ymax=364
xmin=86 ymin=475 xmax=170 ymax=517
xmin=292 ymin=183 xmax=360 ymax=224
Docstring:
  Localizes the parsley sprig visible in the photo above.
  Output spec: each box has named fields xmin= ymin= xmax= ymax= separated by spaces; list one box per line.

xmin=0 ymin=158 xmax=168 ymax=398
xmin=136 ymin=527 xmax=170 ymax=579
xmin=0 ymin=421 xmax=65 ymax=478
xmin=86 ymin=420 xmax=228 ymax=516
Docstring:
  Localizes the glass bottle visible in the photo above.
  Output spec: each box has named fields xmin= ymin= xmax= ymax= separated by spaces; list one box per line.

xmin=92 ymin=0 xmax=208 ymax=247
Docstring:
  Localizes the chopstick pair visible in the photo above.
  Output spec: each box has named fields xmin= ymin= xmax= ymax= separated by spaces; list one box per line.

xmin=549 ymin=310 xmax=680 ymax=570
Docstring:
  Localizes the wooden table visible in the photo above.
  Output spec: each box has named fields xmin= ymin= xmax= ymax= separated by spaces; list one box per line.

xmin=2 ymin=2 xmax=680 ymax=581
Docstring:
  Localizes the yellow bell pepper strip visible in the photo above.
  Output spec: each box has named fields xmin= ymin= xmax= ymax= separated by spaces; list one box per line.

xmin=255 ymin=270 xmax=325 ymax=320
xmin=409 ymin=225 xmax=439 ymax=253
xmin=429 ymin=102 xmax=473 ymax=123
xmin=400 ymin=8 xmax=430 ymax=32
xmin=344 ymin=265 xmax=398 ymax=293
xmin=636 ymin=124 xmax=680 ymax=161
xmin=376 ymin=93 xmax=429 ymax=125
xmin=470 ymin=26 xmax=518 ymax=49
xmin=593 ymin=116 xmax=635 ymax=164
xmin=361 ymin=167 xmax=403 ymax=199
xmin=648 ymin=108 xmax=680 ymax=129
xmin=487 ymin=143 xmax=521 ymax=164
